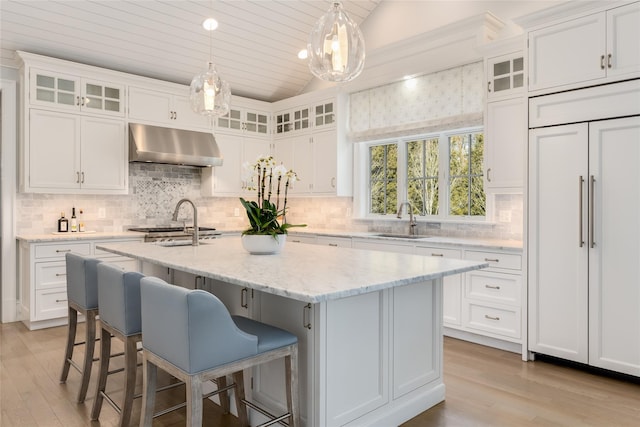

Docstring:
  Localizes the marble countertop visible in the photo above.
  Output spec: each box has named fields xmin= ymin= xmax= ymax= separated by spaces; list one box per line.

xmin=97 ymin=238 xmax=488 ymax=303
xmin=16 ymin=231 xmax=146 ymax=243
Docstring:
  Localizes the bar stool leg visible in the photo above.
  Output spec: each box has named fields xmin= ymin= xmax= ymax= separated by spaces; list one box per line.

xmin=90 ymin=326 xmax=111 ymax=420
xmin=186 ymin=376 xmax=204 ymax=427
xmin=217 ymin=376 xmax=230 ymax=414
xmin=286 ymin=346 xmax=301 ymax=427
xmin=232 ymin=370 xmax=249 ymax=427
xmin=77 ymin=309 xmax=97 ymax=403
xmin=60 ymin=307 xmax=78 ymax=383
xmin=140 ymin=356 xmax=157 ymax=427
xmin=119 ymin=335 xmax=139 ymax=427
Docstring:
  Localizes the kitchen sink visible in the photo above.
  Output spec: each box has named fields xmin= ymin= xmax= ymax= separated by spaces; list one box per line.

xmin=373 ymin=233 xmax=431 ymax=240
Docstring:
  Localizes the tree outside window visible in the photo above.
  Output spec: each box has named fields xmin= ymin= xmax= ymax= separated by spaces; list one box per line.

xmin=407 ymin=138 xmax=439 ymax=215
xmin=369 ymin=144 xmax=397 ymax=214
xmin=448 ymin=132 xmax=485 ymax=216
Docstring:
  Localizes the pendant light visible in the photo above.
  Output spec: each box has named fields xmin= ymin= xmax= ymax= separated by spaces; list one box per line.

xmin=190 ymin=14 xmax=231 ymax=117
xmin=307 ymin=1 xmax=365 ymax=82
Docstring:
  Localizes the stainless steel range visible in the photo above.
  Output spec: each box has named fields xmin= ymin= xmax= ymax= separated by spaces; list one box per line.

xmin=128 ymin=226 xmax=221 ymax=243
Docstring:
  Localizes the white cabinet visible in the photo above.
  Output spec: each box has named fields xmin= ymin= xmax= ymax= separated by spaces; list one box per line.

xmin=414 ymin=245 xmax=463 ymax=326
xmin=528 ymin=2 xmax=640 ymax=92
xmin=30 ymin=68 xmax=125 ymax=117
xmin=316 ymin=235 xmax=352 ymax=248
xmin=27 ymin=109 xmax=127 ymax=193
xmin=529 ymin=116 xmax=640 ymax=376
xmin=217 ymin=106 xmax=270 ymax=136
xmin=462 ymin=250 xmax=522 ymax=341
xmin=486 ymin=52 xmax=525 ymax=100
xmin=484 ymin=97 xmax=526 ymax=191
xmin=201 ymin=133 xmax=270 ymax=197
xmin=128 ymin=86 xmax=211 ymax=130
xmin=352 ymin=238 xmax=415 ymax=254
xmin=18 ymin=237 xmax=142 ymax=330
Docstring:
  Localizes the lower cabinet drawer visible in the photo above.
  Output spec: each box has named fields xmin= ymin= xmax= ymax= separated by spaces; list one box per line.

xmin=466 ymin=271 xmax=520 ymax=306
xmin=465 ymin=303 xmax=520 ymax=339
xmin=35 ymin=288 xmax=68 ymax=321
xmin=35 ymin=261 xmax=67 ymax=290
xmin=465 ymin=250 xmax=521 ymax=271
xmin=34 ymin=242 xmax=91 ymax=260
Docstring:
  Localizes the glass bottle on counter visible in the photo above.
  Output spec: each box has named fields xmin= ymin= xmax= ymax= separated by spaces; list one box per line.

xmin=57 ymin=212 xmax=69 ymax=232
xmin=70 ymin=207 xmax=77 ymax=232
xmin=78 ymin=208 xmax=85 ymax=232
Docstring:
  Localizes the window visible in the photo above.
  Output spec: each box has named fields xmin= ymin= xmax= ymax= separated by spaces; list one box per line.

xmin=369 ymin=143 xmax=397 ymax=214
xmin=365 ymin=127 xmax=485 ymax=219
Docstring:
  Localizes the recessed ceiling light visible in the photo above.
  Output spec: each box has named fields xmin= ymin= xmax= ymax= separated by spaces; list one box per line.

xmin=298 ymin=49 xmax=308 ymax=60
xmin=202 ymin=18 xmax=218 ymax=31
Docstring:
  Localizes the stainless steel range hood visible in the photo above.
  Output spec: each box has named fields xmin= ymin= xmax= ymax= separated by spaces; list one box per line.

xmin=129 ymin=123 xmax=223 ymax=167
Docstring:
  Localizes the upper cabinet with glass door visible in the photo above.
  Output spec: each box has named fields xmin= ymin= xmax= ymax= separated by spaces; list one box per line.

xmin=29 ymin=68 xmax=125 ymax=117
xmin=274 ymin=99 xmax=335 ymax=137
xmin=486 ymin=53 xmax=525 ymax=101
xmin=216 ymin=107 xmax=270 ymax=138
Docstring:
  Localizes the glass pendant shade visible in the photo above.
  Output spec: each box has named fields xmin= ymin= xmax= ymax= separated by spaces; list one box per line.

xmin=190 ymin=61 xmax=231 ymax=117
xmin=307 ymin=1 xmax=365 ymax=82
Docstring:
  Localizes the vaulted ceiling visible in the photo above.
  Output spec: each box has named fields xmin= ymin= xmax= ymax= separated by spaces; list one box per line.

xmin=0 ymin=0 xmax=382 ymax=102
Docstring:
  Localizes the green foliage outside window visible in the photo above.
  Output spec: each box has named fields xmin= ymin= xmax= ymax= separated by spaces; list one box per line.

xmin=370 ymin=144 xmax=397 ymax=214
xmin=449 ymin=132 xmax=485 ymax=216
xmin=407 ymin=138 xmax=439 ymax=215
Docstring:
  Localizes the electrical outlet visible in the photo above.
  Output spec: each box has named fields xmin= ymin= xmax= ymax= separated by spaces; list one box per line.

xmin=98 ymin=207 xmax=106 ymax=219
xmin=499 ymin=210 xmax=511 ymax=222
xmin=234 ymin=208 xmax=240 ymax=217
xmin=346 ymin=207 xmax=352 ymax=217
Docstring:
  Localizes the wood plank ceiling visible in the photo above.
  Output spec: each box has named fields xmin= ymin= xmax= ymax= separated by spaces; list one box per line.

xmin=0 ymin=0 xmax=381 ymax=102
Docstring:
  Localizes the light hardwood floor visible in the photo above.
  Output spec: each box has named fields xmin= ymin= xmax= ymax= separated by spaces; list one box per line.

xmin=1 ymin=321 xmax=638 ymax=426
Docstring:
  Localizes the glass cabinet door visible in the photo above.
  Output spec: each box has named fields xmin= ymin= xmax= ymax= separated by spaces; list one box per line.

xmin=82 ymin=79 xmax=125 ymax=116
xmin=217 ymin=109 xmax=243 ymax=131
xmin=244 ymin=111 xmax=269 ymax=135
xmin=487 ymin=53 xmax=524 ymax=99
xmin=30 ymin=69 xmax=79 ymax=109
xmin=314 ymin=101 xmax=335 ymax=128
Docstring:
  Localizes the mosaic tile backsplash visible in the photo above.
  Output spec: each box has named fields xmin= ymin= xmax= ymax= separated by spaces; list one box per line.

xmin=15 ymin=162 xmax=523 ymax=241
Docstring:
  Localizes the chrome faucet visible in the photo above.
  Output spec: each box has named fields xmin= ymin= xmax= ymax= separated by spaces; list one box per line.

xmin=397 ymin=201 xmax=417 ymax=236
xmin=172 ymin=198 xmax=199 ymax=246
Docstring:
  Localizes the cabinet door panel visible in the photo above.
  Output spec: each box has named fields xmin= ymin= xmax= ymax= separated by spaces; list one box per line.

xmin=529 ymin=13 xmax=606 ymax=91
xmin=128 ymin=87 xmax=172 ymax=123
xmin=588 ymin=116 xmax=640 ymax=376
xmin=173 ymin=94 xmax=211 ymax=130
xmin=528 ymin=124 xmax=589 ymax=363
xmin=29 ymin=109 xmax=80 ymax=189
xmin=212 ymin=133 xmax=244 ymax=195
xmin=312 ymin=130 xmax=337 ymax=194
xmin=606 ymin=2 xmax=640 ymax=79
xmin=485 ymin=98 xmax=525 ymax=189
xmin=80 ymin=117 xmax=126 ymax=191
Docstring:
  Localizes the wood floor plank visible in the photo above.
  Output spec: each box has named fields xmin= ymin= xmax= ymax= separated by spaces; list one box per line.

xmin=2 ymin=322 xmax=639 ymax=426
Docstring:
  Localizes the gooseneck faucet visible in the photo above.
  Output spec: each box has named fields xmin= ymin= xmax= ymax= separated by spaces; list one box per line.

xmin=397 ymin=201 xmax=417 ymax=236
xmin=172 ymin=198 xmax=199 ymax=246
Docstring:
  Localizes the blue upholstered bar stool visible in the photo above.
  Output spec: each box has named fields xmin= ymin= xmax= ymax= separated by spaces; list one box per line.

xmin=139 ymin=277 xmax=300 ymax=427
xmin=90 ymin=263 xmax=145 ymax=426
xmin=60 ymin=252 xmax=102 ymax=403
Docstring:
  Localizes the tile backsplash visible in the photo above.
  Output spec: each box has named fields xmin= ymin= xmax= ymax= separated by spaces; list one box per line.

xmin=15 ymin=163 xmax=523 ymax=241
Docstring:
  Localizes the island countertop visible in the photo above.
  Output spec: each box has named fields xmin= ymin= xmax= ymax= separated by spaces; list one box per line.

xmin=97 ymin=237 xmax=488 ymax=303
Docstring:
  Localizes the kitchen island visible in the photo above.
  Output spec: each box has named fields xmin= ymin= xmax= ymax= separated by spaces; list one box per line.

xmin=97 ymin=237 xmax=487 ymax=427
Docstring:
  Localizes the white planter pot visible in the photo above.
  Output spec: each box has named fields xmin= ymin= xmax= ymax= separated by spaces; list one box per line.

xmin=241 ymin=234 xmax=286 ymax=255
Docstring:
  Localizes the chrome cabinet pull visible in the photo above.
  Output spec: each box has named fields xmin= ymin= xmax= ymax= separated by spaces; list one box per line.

xmin=174 ymin=111 xmax=177 ymax=120
xmin=55 ymin=249 xmax=72 ymax=253
xmin=303 ymin=303 xmax=312 ymax=330
xmin=56 ymin=299 xmax=68 ymax=303
xmin=76 ymin=171 xmax=81 ymax=183
xmin=484 ymin=258 xmax=499 ymax=263
xmin=76 ymin=96 xmax=81 ymax=106
xmin=240 ymin=287 xmax=248 ymax=309
xmin=331 ymin=177 xmax=336 ymax=188
xmin=431 ymin=253 xmax=444 ymax=257
xmin=607 ymin=53 xmax=612 ymax=69
xmin=328 ymin=243 xmax=338 ymax=247
xmin=486 ymin=168 xmax=492 ymax=182
xmin=81 ymin=171 xmax=85 ymax=183
xmin=194 ymin=275 xmax=203 ymax=290
xmin=487 ymin=81 xmax=492 ymax=93
xmin=600 ymin=55 xmax=606 ymax=70
xmin=590 ymin=175 xmax=596 ymax=248
xmin=55 ymin=273 xmax=67 ymax=277
xmin=484 ymin=314 xmax=500 ymax=321
xmin=485 ymin=284 xmax=501 ymax=290
xmin=579 ymin=176 xmax=585 ymax=247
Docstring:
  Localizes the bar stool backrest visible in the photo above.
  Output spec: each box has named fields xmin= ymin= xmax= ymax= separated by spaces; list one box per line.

xmin=97 ymin=263 xmax=145 ymax=336
xmin=66 ymin=252 xmax=102 ymax=310
xmin=140 ymin=276 xmax=258 ymax=374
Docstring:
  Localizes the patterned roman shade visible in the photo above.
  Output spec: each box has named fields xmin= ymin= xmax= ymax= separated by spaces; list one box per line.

xmin=349 ymin=62 xmax=484 ymax=141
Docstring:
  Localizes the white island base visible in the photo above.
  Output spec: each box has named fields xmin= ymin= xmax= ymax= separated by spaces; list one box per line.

xmin=244 ymin=279 xmax=443 ymax=427
xmin=97 ymin=239 xmax=486 ymax=426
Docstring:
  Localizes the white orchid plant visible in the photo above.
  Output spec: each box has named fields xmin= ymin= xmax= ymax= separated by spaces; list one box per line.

xmin=239 ymin=155 xmax=306 ymax=236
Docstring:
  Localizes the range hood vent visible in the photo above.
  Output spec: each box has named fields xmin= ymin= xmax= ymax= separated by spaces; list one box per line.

xmin=129 ymin=123 xmax=223 ymax=167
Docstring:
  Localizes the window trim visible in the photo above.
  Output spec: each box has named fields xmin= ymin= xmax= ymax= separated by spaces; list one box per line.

xmin=357 ymin=126 xmax=485 ymax=222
